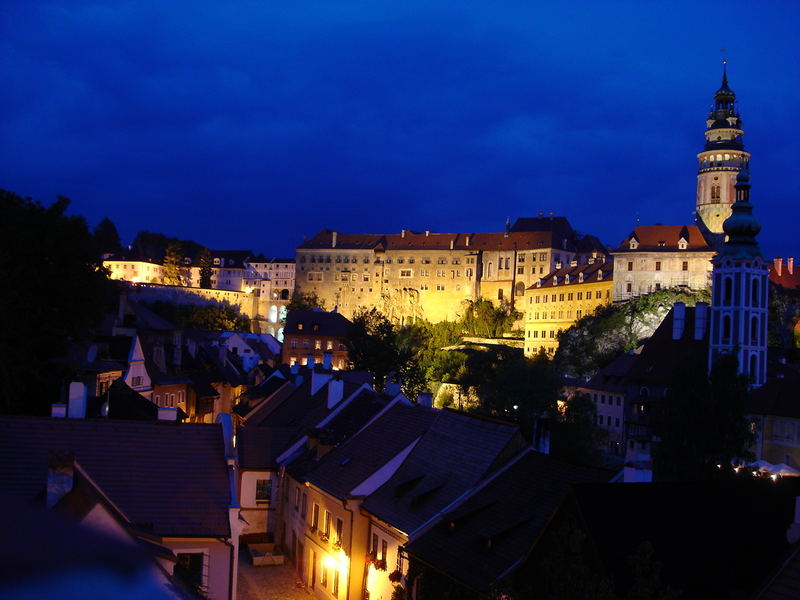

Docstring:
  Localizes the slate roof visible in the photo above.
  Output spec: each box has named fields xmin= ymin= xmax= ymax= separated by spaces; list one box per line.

xmin=283 ymin=310 xmax=352 ymax=337
xmin=361 ymin=411 xmax=524 ymax=536
xmin=299 ymin=403 xmax=438 ymax=499
xmin=613 ymin=225 xmax=713 ymax=253
xmin=569 ymin=478 xmax=800 ymax=599
xmin=0 ymin=416 xmax=232 ymax=537
xmin=582 ymin=353 xmax=639 ymax=393
xmin=625 ymin=305 xmax=709 ymax=387
xmin=236 ymin=426 xmax=299 ymax=470
xmin=406 ymin=448 xmax=609 ymax=595
xmin=529 ymin=260 xmax=613 ymax=290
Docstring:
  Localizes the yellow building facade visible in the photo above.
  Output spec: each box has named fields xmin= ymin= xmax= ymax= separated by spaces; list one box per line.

xmin=524 ymin=260 xmax=614 ymax=356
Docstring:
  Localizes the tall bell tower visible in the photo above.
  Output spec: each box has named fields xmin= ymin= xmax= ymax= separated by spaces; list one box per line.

xmin=709 ymin=170 xmax=768 ymax=387
xmin=696 ymin=62 xmax=750 ymax=236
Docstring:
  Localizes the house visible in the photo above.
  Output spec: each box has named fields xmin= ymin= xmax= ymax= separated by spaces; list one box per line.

xmin=282 ymin=310 xmax=353 ymax=369
xmin=0 ymin=415 xmax=242 ymax=600
xmin=403 ymin=448 xmax=609 ymax=599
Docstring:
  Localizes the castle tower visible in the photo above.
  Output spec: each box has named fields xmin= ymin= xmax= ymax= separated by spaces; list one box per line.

xmin=709 ymin=170 xmax=768 ymax=387
xmin=696 ymin=62 xmax=751 ymax=235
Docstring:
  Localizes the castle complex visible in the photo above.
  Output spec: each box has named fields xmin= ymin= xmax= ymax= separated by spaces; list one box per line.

xmin=294 ymin=219 xmax=606 ymax=323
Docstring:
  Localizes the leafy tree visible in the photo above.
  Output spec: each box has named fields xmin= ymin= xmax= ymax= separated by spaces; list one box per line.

xmin=768 ymin=281 xmax=800 ymax=351
xmin=346 ymin=308 xmax=402 ymax=391
xmin=550 ymin=393 xmax=605 ymax=464
xmin=198 ymin=247 xmax=213 ymax=289
xmin=653 ymin=352 xmax=753 ymax=480
xmin=93 ymin=216 xmax=121 ymax=254
xmin=162 ymin=241 xmax=185 ymax=286
xmin=555 ymin=287 xmax=712 ymax=378
xmin=146 ymin=300 xmax=250 ymax=331
xmin=287 ymin=291 xmax=325 ymax=313
xmin=460 ymin=298 xmax=520 ymax=338
xmin=0 ymin=190 xmax=115 ymax=414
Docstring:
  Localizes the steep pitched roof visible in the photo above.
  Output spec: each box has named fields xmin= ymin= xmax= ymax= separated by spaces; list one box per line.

xmin=613 ymin=225 xmax=712 ymax=253
xmin=0 ymin=417 xmax=232 ymax=537
xmin=299 ymin=403 xmax=438 ymax=499
xmin=529 ymin=260 xmax=613 ymax=290
xmin=284 ymin=310 xmax=352 ymax=337
xmin=361 ymin=410 xmax=523 ymax=536
xmin=406 ymin=449 xmax=608 ymax=594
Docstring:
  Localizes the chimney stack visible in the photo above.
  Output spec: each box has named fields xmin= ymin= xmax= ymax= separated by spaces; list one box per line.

xmin=694 ymin=302 xmax=709 ymax=340
xmin=401 ymin=229 xmax=406 ymax=238
xmin=332 ymin=231 xmax=338 ymax=248
xmin=327 ymin=376 xmax=344 ymax=409
xmin=46 ymin=451 xmax=74 ymax=509
xmin=672 ymin=302 xmax=686 ymax=340
xmin=68 ymin=382 xmax=87 ymax=419
xmin=774 ymin=257 xmax=783 ymax=277
xmin=788 ymin=258 xmax=794 ymax=275
xmin=323 ymin=351 xmax=333 ymax=370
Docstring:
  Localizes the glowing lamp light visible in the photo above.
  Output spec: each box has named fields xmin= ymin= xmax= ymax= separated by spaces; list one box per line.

xmin=245 ymin=286 xmax=253 ymax=294
xmin=771 ymin=474 xmax=779 ymax=482
xmin=131 ymin=277 xmax=141 ymax=284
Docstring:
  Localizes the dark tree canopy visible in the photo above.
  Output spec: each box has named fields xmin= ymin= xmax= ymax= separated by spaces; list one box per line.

xmin=145 ymin=300 xmax=250 ymax=331
xmin=93 ymin=216 xmax=121 ymax=254
xmin=198 ymin=247 xmax=213 ymax=289
xmin=287 ymin=291 xmax=325 ymax=313
xmin=0 ymin=190 xmax=115 ymax=414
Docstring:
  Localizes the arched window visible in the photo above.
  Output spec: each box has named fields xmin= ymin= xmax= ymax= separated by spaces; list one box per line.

xmin=751 ymin=316 xmax=758 ymax=345
xmin=723 ymin=278 xmax=732 ymax=305
xmin=722 ymin=315 xmax=732 ymax=343
xmin=280 ymin=288 xmax=290 ymax=300
xmin=515 ymin=282 xmax=525 ymax=296
xmin=269 ymin=305 xmax=278 ymax=323
xmin=498 ymin=288 xmax=504 ymax=300
xmin=711 ymin=185 xmax=721 ymax=203
xmin=751 ymin=279 xmax=759 ymax=307
xmin=487 ymin=262 xmax=493 ymax=278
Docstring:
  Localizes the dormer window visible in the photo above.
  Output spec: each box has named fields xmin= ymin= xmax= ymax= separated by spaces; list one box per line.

xmin=564 ymin=275 xmax=570 ymax=284
xmin=657 ymin=241 xmax=666 ymax=248
xmin=678 ymin=238 xmax=688 ymax=250
xmin=629 ymin=239 xmax=639 ymax=250
xmin=297 ymin=323 xmax=304 ymax=331
xmin=578 ymin=272 xmax=584 ymax=283
xmin=214 ymin=258 xmax=221 ymax=265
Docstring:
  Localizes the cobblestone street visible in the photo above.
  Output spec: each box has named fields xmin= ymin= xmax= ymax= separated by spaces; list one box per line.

xmin=238 ymin=549 xmax=311 ymax=600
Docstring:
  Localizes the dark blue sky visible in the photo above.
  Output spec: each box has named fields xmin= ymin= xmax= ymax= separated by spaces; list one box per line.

xmin=2 ymin=1 xmax=798 ymax=260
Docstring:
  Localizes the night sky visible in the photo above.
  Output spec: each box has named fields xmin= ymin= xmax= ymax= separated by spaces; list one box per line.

xmin=2 ymin=1 xmax=798 ymax=260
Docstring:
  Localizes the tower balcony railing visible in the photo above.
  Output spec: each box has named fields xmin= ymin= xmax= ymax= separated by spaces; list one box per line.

xmin=698 ymin=160 xmax=747 ymax=172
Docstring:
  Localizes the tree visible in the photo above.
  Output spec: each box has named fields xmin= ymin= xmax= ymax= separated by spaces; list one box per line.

xmin=460 ymin=298 xmax=520 ymax=338
xmin=146 ymin=300 xmax=250 ymax=331
xmin=162 ymin=241 xmax=185 ymax=286
xmin=0 ymin=190 xmax=115 ymax=414
xmin=93 ymin=217 xmax=121 ymax=254
xmin=198 ymin=247 xmax=213 ymax=289
xmin=653 ymin=353 xmax=753 ymax=480
xmin=287 ymin=291 xmax=325 ymax=313
xmin=549 ymin=393 xmax=605 ymax=464
xmin=346 ymin=308 xmax=401 ymax=391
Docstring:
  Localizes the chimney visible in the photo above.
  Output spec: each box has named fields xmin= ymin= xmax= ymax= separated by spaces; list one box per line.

xmin=385 ymin=374 xmax=401 ymax=397
xmin=774 ymin=258 xmax=782 ymax=277
xmin=401 ymin=229 xmax=406 ymax=238
xmin=425 ymin=230 xmax=430 ymax=237
xmin=323 ymin=351 xmax=333 ymax=370
xmin=417 ymin=392 xmax=433 ymax=407
xmin=450 ymin=239 xmax=454 ymax=250
xmin=47 ymin=451 xmax=74 ymax=509
xmin=789 ymin=258 xmax=794 ymax=275
xmin=311 ymin=369 xmax=333 ymax=394
xmin=465 ymin=234 xmax=470 ymax=247
xmin=332 ymin=231 xmax=338 ymax=248
xmin=157 ymin=407 xmax=178 ymax=421
xmin=694 ymin=302 xmax=709 ymax=340
xmin=290 ymin=362 xmax=300 ymax=375
xmin=51 ymin=404 xmax=67 ymax=418
xmin=68 ymin=382 xmax=87 ymax=419
xmin=533 ymin=418 xmax=550 ymax=455
xmin=672 ymin=302 xmax=686 ymax=340
xmin=623 ymin=439 xmax=653 ymax=483
xmin=307 ymin=354 xmax=315 ymax=368
xmin=327 ymin=376 xmax=344 ymax=409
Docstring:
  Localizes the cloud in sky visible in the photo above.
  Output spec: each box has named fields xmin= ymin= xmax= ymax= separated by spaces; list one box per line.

xmin=1 ymin=1 xmax=798 ymax=259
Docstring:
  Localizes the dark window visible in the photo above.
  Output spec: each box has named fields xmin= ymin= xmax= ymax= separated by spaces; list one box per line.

xmin=175 ymin=553 xmax=205 ymax=591
xmin=655 ymin=261 xmax=661 ymax=271
xmin=256 ymin=479 xmax=271 ymax=502
xmin=627 ymin=261 xmax=633 ymax=271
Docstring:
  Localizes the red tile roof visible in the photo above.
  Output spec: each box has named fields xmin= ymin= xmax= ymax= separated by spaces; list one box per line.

xmin=770 ymin=258 xmax=800 ymax=289
xmin=613 ymin=225 xmax=712 ymax=252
